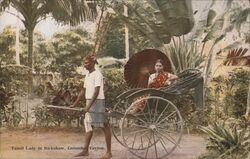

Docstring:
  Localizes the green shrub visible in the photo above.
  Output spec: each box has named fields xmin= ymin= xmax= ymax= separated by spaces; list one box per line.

xmin=32 ymin=105 xmax=83 ymax=127
xmin=199 ymin=122 xmax=250 ymax=159
xmin=102 ymin=68 xmax=129 ymax=110
xmin=208 ymin=68 xmax=249 ymax=121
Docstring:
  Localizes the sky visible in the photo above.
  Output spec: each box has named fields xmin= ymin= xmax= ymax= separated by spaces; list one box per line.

xmin=0 ymin=7 xmax=96 ymax=38
xmin=0 ymin=0 xmax=249 ymax=41
xmin=0 ymin=0 xmax=217 ymax=39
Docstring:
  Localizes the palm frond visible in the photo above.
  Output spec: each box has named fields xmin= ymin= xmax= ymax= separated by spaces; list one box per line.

xmin=216 ymin=40 xmax=243 ymax=55
xmin=199 ymin=122 xmax=249 ymax=156
xmin=206 ymin=9 xmax=216 ymax=27
xmin=50 ymin=0 xmax=98 ymax=25
xmin=202 ymin=17 xmax=224 ymax=42
xmin=166 ymin=37 xmax=205 ymax=73
xmin=223 ymin=48 xmax=250 ymax=66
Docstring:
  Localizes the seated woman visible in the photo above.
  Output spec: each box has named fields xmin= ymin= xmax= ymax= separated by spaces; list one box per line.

xmin=129 ymin=59 xmax=178 ymax=114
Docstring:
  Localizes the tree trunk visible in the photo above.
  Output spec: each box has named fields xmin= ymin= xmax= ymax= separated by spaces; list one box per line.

xmin=27 ymin=28 xmax=34 ymax=69
xmin=27 ymin=28 xmax=34 ymax=96
xmin=15 ymin=13 xmax=20 ymax=65
xmin=124 ymin=5 xmax=129 ymax=60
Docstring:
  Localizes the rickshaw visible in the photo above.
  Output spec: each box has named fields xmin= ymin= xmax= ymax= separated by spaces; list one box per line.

xmin=47 ymin=49 xmax=204 ymax=159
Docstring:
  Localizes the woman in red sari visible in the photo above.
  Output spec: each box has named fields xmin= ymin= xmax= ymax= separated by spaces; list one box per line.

xmin=129 ymin=59 xmax=178 ymax=114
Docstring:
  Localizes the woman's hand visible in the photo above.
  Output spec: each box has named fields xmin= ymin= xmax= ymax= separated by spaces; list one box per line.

xmin=164 ymin=80 xmax=171 ymax=86
xmin=169 ymin=74 xmax=178 ymax=81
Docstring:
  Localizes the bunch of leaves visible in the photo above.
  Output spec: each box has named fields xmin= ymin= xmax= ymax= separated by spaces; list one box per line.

xmin=208 ymin=69 xmax=249 ymax=120
xmin=0 ymin=26 xmax=16 ymax=65
xmin=223 ymin=48 xmax=249 ymax=67
xmin=49 ymin=28 xmax=93 ymax=79
xmin=109 ymin=0 xmax=172 ymax=47
xmin=0 ymin=85 xmax=14 ymax=111
xmin=102 ymin=68 xmax=129 ymax=110
xmin=225 ymin=69 xmax=250 ymax=117
xmin=0 ymin=26 xmax=54 ymax=73
xmin=165 ymin=37 xmax=205 ymax=74
xmin=32 ymin=106 xmax=53 ymax=127
xmin=0 ymin=85 xmax=15 ymax=127
xmin=98 ymin=1 xmax=155 ymax=58
xmin=4 ymin=101 xmax=23 ymax=128
xmin=0 ymin=64 xmax=31 ymax=110
xmin=32 ymin=105 xmax=83 ymax=128
xmin=0 ymin=65 xmax=30 ymax=95
xmin=199 ymin=122 xmax=250 ymax=159
xmin=185 ymin=0 xmax=250 ymax=84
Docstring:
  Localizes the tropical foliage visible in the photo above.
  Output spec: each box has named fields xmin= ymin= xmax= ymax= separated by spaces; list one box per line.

xmin=49 ymin=28 xmax=93 ymax=78
xmin=199 ymin=123 xmax=250 ymax=159
xmin=0 ymin=0 xmax=98 ymax=69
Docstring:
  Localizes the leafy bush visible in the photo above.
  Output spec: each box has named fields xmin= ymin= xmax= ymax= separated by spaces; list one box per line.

xmin=0 ymin=65 xmax=28 ymax=127
xmin=207 ymin=69 xmax=249 ymax=122
xmin=199 ymin=122 xmax=250 ymax=159
xmin=33 ymin=105 xmax=84 ymax=127
xmin=102 ymin=68 xmax=129 ymax=110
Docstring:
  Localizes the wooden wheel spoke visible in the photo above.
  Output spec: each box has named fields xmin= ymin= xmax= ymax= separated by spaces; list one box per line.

xmin=124 ymin=136 xmax=129 ymax=143
xmin=157 ymin=111 xmax=177 ymax=125
xmin=131 ymin=123 xmax=148 ymax=129
xmin=131 ymin=132 xmax=137 ymax=149
xmin=124 ymin=128 xmax=148 ymax=137
xmin=152 ymin=131 xmax=158 ymax=158
xmin=144 ymin=132 xmax=152 ymax=159
xmin=138 ymin=136 xmax=144 ymax=149
xmin=155 ymin=133 xmax=169 ymax=154
xmin=121 ymin=96 xmax=183 ymax=159
xmin=156 ymin=130 xmax=178 ymax=146
xmin=155 ymin=103 xmax=169 ymax=124
xmin=145 ymin=99 xmax=153 ymax=123
xmin=136 ymin=112 xmax=150 ymax=123
xmin=126 ymin=113 xmax=148 ymax=126
xmin=153 ymin=99 xmax=159 ymax=122
xmin=137 ymin=131 xmax=149 ymax=149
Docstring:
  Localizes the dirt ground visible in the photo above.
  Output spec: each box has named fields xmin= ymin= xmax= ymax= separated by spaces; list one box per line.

xmin=0 ymin=128 xmax=207 ymax=159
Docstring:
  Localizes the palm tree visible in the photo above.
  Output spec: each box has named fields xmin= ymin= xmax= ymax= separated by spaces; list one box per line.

xmin=0 ymin=0 xmax=98 ymax=69
xmin=109 ymin=0 xmax=196 ymax=73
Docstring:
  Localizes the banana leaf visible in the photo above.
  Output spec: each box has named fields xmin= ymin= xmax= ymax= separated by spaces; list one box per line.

xmin=155 ymin=0 xmax=195 ymax=36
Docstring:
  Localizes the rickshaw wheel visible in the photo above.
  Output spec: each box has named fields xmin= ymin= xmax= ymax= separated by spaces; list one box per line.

xmin=121 ymin=96 xmax=183 ymax=159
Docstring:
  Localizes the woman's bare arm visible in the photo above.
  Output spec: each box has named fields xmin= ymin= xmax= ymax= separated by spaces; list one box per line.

xmin=168 ymin=73 xmax=178 ymax=81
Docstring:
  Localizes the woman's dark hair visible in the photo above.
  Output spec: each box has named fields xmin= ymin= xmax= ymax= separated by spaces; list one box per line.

xmin=155 ymin=59 xmax=164 ymax=65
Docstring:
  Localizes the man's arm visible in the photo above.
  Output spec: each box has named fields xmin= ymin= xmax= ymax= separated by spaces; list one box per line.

xmin=85 ymin=86 xmax=100 ymax=112
xmin=71 ymin=88 xmax=85 ymax=107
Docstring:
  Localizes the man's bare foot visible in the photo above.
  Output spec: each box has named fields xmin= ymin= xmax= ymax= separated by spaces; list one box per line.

xmin=74 ymin=150 xmax=89 ymax=157
xmin=101 ymin=152 xmax=112 ymax=159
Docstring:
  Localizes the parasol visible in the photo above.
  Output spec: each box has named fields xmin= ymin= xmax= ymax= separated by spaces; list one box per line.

xmin=124 ymin=49 xmax=172 ymax=88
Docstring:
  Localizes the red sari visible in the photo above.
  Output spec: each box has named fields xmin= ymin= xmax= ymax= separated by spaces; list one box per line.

xmin=148 ymin=72 xmax=169 ymax=88
xmin=129 ymin=72 xmax=169 ymax=113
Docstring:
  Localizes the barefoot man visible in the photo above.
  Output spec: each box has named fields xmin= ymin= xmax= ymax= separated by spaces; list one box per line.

xmin=71 ymin=54 xmax=112 ymax=159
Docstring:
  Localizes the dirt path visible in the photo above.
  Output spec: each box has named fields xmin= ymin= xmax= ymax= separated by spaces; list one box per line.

xmin=0 ymin=129 xmax=206 ymax=159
